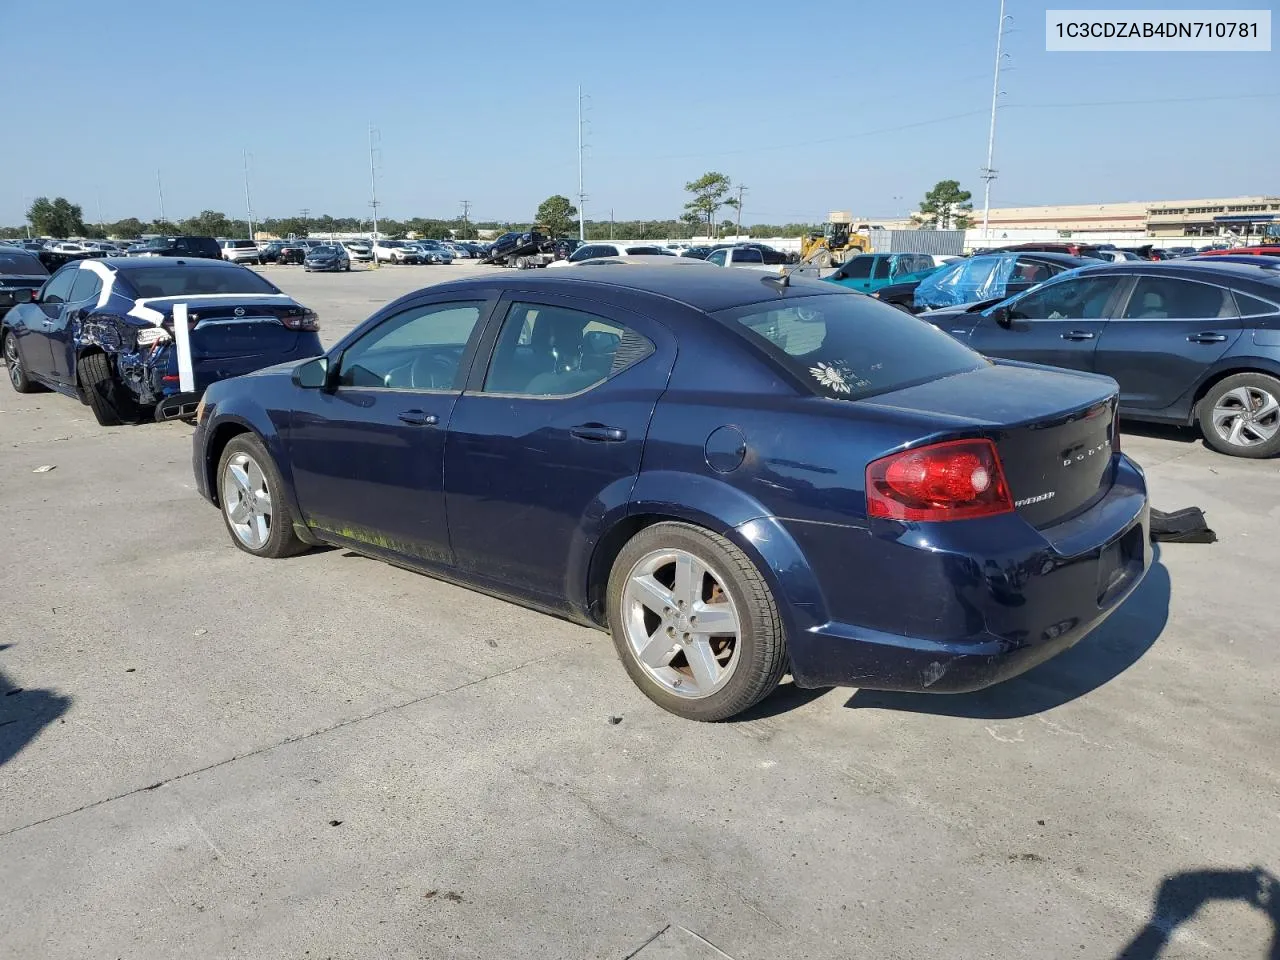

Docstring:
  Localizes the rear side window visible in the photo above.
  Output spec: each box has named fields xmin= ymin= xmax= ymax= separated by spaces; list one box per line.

xmin=1233 ymin=291 xmax=1280 ymax=317
xmin=1121 ymin=277 xmax=1237 ymax=319
xmin=118 ymin=265 xmax=282 ymax=298
xmin=716 ymin=293 xmax=985 ymax=400
xmin=68 ymin=269 xmax=103 ymax=304
xmin=733 ymin=248 xmax=763 ymax=264
xmin=0 ymin=251 xmax=48 ymax=276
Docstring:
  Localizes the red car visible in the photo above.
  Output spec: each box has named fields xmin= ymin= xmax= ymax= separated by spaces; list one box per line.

xmin=1196 ymin=246 xmax=1280 ymax=258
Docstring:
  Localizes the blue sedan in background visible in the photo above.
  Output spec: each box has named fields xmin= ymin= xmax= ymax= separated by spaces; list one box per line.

xmin=193 ymin=268 xmax=1149 ymax=721
xmin=3 ymin=258 xmax=322 ymax=424
xmin=920 ymin=259 xmax=1280 ymax=458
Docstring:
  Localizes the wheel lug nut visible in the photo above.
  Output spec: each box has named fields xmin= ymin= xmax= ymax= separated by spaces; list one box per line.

xmin=682 ymin=633 xmax=690 ymax=641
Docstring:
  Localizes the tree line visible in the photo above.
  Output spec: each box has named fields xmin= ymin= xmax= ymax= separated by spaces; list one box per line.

xmin=4 ymin=179 xmax=974 ymax=243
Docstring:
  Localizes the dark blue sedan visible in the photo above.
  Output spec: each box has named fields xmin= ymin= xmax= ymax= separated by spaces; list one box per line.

xmin=192 ymin=268 xmax=1149 ymax=721
xmin=2 ymin=257 xmax=322 ymax=424
xmin=920 ymin=259 xmax=1280 ymax=458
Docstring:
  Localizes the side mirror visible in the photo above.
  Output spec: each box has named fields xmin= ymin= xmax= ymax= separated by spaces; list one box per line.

xmin=293 ymin=356 xmax=332 ymax=390
xmin=990 ymin=305 xmax=1012 ymax=327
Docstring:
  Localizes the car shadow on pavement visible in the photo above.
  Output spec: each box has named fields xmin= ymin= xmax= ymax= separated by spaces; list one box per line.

xmin=0 ymin=659 xmax=71 ymax=768
xmin=1122 ymin=421 xmax=1200 ymax=446
xmin=843 ymin=550 xmax=1171 ymax=720
xmin=1114 ymin=866 xmax=1279 ymax=959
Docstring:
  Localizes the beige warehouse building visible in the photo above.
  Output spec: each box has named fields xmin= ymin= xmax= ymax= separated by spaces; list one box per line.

xmin=977 ymin=195 xmax=1280 ymax=237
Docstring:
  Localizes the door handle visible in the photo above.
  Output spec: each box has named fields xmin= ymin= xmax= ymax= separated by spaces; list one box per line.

xmin=1187 ymin=332 xmax=1228 ymax=344
xmin=1060 ymin=330 xmax=1095 ymax=341
xmin=570 ymin=423 xmax=627 ymax=442
xmin=397 ymin=409 xmax=439 ymax=426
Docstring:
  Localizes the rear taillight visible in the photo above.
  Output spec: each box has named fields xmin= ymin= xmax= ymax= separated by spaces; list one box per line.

xmin=281 ymin=310 xmax=319 ymax=332
xmin=866 ymin=438 xmax=1014 ymax=522
xmin=1112 ymin=410 xmax=1121 ymax=455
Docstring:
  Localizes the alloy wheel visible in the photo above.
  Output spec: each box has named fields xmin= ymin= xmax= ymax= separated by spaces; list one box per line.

xmin=1211 ymin=386 xmax=1280 ymax=447
xmin=4 ymin=335 xmax=21 ymax=388
xmin=620 ymin=548 xmax=742 ymax=699
xmin=222 ymin=452 xmax=273 ymax=550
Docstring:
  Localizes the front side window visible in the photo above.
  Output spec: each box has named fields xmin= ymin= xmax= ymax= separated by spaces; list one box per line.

xmin=717 ymin=294 xmax=985 ymax=401
xmin=1121 ymin=277 xmax=1237 ymax=319
xmin=706 ymin=250 xmax=728 ymax=267
xmin=1008 ymin=276 xmax=1123 ymax=321
xmin=840 ymin=257 xmax=873 ymax=279
xmin=339 ymin=301 xmax=484 ymax=390
xmin=41 ymin=267 xmax=79 ymax=305
xmin=482 ymin=302 xmax=649 ymax=397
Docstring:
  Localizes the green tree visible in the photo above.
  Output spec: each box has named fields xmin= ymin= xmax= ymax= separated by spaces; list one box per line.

xmin=535 ymin=195 xmax=578 ymax=238
xmin=108 ymin=218 xmax=146 ymax=239
xmin=683 ymin=172 xmax=734 ymax=236
xmin=916 ymin=180 xmax=973 ymax=230
xmin=27 ymin=196 xmax=86 ymax=238
xmin=179 ymin=210 xmax=235 ymax=237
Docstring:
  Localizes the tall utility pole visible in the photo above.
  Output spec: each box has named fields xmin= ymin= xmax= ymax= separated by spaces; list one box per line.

xmin=156 ymin=170 xmax=166 ymax=227
xmin=577 ymin=86 xmax=588 ymax=242
xmin=609 ymin=208 xmax=614 ymax=241
xmin=96 ymin=194 xmax=105 ymax=236
xmin=299 ymin=208 xmax=310 ymax=237
xmin=242 ymin=150 xmax=256 ymax=241
xmin=734 ymin=185 xmax=747 ymax=238
xmin=460 ymin=200 xmax=471 ymax=239
xmin=981 ymin=0 xmax=1010 ymax=241
xmin=368 ymin=125 xmax=381 ymax=244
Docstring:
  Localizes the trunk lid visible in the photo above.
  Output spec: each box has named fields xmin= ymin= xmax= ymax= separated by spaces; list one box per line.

xmin=864 ymin=361 xmax=1119 ymax=528
xmin=155 ymin=295 xmax=307 ymax=361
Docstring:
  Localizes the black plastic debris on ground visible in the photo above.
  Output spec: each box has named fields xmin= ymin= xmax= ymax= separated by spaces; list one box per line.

xmin=1150 ymin=507 xmax=1217 ymax=544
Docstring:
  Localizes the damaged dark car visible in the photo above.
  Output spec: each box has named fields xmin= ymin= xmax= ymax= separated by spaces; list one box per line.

xmin=2 ymin=258 xmax=322 ymax=425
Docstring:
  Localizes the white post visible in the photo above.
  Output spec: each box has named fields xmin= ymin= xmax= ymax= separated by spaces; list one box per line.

xmin=243 ymin=150 xmax=255 ymax=241
xmin=172 ymin=303 xmax=194 ymax=394
xmin=981 ymin=0 xmax=1008 ymax=241
xmin=577 ymin=86 xmax=586 ymax=242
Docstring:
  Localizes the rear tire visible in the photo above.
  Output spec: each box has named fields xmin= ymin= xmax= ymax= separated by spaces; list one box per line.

xmin=1198 ymin=372 xmax=1280 ymax=458
xmin=4 ymin=330 xmax=41 ymax=394
xmin=216 ymin=433 xmax=307 ymax=558
xmin=607 ymin=522 xmax=788 ymax=721
xmin=77 ymin=352 xmax=138 ymax=426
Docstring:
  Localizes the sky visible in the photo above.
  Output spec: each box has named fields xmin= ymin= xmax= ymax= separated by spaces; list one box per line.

xmin=3 ymin=0 xmax=1277 ymax=227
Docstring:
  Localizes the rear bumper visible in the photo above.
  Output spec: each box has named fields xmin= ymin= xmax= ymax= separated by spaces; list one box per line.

xmin=781 ymin=456 xmax=1151 ymax=692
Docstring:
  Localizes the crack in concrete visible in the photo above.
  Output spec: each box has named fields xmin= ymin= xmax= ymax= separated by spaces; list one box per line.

xmin=0 ymin=655 xmax=551 ymax=841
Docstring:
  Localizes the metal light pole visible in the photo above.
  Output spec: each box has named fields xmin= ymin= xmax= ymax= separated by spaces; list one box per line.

xmin=369 ymin=125 xmax=381 ymax=245
xmin=981 ymin=0 xmax=1011 ymax=241
xmin=577 ymin=86 xmax=588 ymax=242
xmin=156 ymin=170 xmax=166 ymax=227
xmin=735 ymin=185 xmax=747 ymax=238
xmin=242 ymin=150 xmax=256 ymax=241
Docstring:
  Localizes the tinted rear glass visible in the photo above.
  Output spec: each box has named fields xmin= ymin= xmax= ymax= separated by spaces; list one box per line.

xmin=0 ymin=251 xmax=49 ymax=276
xmin=117 ymin=265 xmax=281 ymax=298
xmin=716 ymin=293 xmax=986 ymax=400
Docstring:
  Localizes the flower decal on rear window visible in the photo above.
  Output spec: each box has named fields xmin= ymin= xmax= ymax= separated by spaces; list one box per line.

xmin=809 ymin=361 xmax=852 ymax=394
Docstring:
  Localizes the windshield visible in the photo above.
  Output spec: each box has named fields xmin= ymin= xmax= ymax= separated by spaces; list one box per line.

xmin=117 ymin=265 xmax=282 ymax=299
xmin=310 ymin=246 xmax=339 ymax=255
xmin=716 ymin=293 xmax=985 ymax=400
xmin=0 ymin=251 xmax=49 ymax=277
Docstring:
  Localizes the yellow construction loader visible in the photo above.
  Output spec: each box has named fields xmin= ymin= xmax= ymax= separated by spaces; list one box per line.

xmin=799 ymin=211 xmax=870 ymax=267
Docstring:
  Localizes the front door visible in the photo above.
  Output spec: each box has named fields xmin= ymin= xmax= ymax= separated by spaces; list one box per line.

xmin=968 ymin=274 xmax=1127 ymax=373
xmin=48 ymin=265 xmax=104 ymax=380
xmin=24 ymin=266 xmax=80 ymax=380
xmin=286 ymin=297 xmax=493 ymax=566
xmin=1094 ymin=274 xmax=1242 ymax=411
xmin=445 ymin=294 xmax=676 ymax=606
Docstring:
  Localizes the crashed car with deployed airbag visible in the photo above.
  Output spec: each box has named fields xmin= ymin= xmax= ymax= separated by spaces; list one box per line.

xmin=2 ymin=257 xmax=321 ymax=425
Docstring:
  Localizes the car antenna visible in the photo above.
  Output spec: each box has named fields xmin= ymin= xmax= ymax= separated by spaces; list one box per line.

xmin=761 ymin=270 xmax=790 ymax=291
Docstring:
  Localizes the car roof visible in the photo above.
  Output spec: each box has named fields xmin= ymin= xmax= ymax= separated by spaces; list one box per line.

xmin=1073 ymin=259 xmax=1280 ymax=287
xmin=431 ymin=264 xmax=835 ymax=312
xmin=96 ymin=256 xmax=253 ymax=271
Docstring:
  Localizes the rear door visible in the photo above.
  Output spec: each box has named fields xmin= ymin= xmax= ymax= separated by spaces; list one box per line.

xmin=444 ymin=293 xmax=675 ymax=606
xmin=968 ymin=274 xmax=1127 ymax=372
xmin=1094 ymin=274 xmax=1242 ymax=411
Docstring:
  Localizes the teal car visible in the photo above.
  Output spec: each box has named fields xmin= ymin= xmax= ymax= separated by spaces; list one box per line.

xmin=824 ymin=253 xmax=942 ymax=294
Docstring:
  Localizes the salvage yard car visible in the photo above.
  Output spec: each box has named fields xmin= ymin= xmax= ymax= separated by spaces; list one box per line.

xmin=0 ymin=248 xmax=49 ymax=319
xmin=920 ymin=259 xmax=1280 ymax=458
xmin=192 ymin=267 xmax=1149 ymax=721
xmin=3 ymin=257 xmax=321 ymax=424
xmin=303 ymin=244 xmax=351 ymax=272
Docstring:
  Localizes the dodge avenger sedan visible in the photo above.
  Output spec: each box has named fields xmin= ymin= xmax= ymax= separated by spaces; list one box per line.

xmin=192 ymin=268 xmax=1149 ymax=721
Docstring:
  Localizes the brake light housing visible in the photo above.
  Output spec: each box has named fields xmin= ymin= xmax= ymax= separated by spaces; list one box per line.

xmin=282 ymin=309 xmax=320 ymax=332
xmin=866 ymin=438 xmax=1014 ymax=522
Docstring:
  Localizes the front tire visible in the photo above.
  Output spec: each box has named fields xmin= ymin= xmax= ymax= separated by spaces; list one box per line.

xmin=216 ymin=434 xmax=307 ymax=558
xmin=1198 ymin=372 xmax=1280 ymax=458
xmin=77 ymin=352 xmax=138 ymax=425
xmin=607 ymin=522 xmax=788 ymax=721
xmin=4 ymin=330 xmax=40 ymax=394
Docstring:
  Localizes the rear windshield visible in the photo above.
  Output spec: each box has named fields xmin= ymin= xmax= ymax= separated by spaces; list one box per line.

xmin=310 ymin=245 xmax=339 ymax=254
xmin=117 ymin=265 xmax=282 ymax=299
xmin=225 ymin=240 xmax=256 ymax=249
xmin=716 ymin=293 xmax=985 ymax=400
xmin=0 ymin=251 xmax=49 ymax=277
